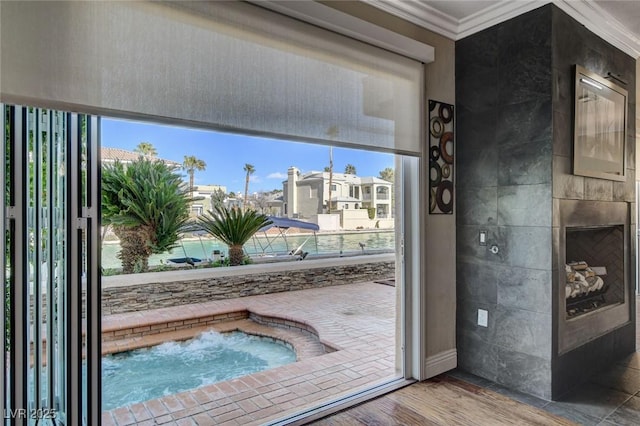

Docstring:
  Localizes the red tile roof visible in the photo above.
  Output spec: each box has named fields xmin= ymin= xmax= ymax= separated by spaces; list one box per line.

xmin=101 ymin=147 xmax=180 ymax=166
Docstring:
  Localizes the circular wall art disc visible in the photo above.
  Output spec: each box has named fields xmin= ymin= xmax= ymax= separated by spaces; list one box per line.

xmin=439 ymin=104 xmax=453 ymax=123
xmin=430 ymin=117 xmax=444 ymax=138
xmin=440 ymin=132 xmax=454 ymax=164
xmin=436 ymin=180 xmax=453 ymax=213
xmin=430 ymin=160 xmax=442 ymax=187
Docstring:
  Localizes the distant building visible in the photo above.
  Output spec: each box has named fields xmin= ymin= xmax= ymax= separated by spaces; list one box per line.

xmin=190 ymin=184 xmax=228 ymax=216
xmin=282 ymin=166 xmax=393 ymax=220
xmin=225 ymin=195 xmax=244 ymax=211
xmin=251 ymin=190 xmax=284 ymax=216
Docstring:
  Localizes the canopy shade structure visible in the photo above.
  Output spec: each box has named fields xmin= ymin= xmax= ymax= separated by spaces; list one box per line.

xmin=259 ymin=217 xmax=320 ymax=232
xmin=253 ymin=217 xmax=319 ymax=260
xmin=168 ymin=232 xmax=210 ymax=266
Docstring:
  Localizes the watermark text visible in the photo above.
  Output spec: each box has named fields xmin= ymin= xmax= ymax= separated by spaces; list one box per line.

xmin=3 ymin=408 xmax=57 ymax=420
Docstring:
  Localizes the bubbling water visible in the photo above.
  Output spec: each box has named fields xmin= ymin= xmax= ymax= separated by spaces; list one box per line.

xmin=102 ymin=331 xmax=295 ymax=410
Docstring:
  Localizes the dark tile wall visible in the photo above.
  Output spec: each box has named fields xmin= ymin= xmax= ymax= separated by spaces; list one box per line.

xmin=456 ymin=3 xmax=637 ymax=401
xmin=456 ymin=4 xmax=555 ymax=399
xmin=551 ymin=7 xmax=637 ymax=203
xmin=550 ymin=6 xmax=637 ymax=399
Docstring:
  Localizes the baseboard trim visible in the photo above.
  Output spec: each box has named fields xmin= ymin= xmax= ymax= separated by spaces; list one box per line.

xmin=425 ymin=348 xmax=457 ymax=378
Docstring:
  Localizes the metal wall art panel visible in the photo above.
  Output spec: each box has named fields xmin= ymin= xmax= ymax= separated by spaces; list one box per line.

xmin=428 ymin=100 xmax=454 ymax=214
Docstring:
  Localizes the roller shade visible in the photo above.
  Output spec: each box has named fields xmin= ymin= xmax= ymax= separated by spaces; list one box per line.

xmin=1 ymin=1 xmax=424 ymax=155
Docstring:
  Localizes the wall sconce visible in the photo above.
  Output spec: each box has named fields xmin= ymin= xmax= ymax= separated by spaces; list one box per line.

xmin=605 ymin=72 xmax=628 ymax=86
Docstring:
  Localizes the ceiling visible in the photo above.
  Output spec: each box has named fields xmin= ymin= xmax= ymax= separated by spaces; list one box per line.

xmin=367 ymin=0 xmax=640 ymax=58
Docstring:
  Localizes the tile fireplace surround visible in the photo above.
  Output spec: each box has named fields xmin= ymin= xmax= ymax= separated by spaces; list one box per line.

xmin=556 ymin=199 xmax=631 ymax=354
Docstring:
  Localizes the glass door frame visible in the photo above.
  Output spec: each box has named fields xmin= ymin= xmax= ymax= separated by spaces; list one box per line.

xmin=1 ymin=105 xmax=101 ymax=426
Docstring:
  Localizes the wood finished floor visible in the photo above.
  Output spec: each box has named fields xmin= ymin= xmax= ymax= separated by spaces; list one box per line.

xmin=312 ymin=375 xmax=575 ymax=426
xmin=315 ymin=297 xmax=640 ymax=425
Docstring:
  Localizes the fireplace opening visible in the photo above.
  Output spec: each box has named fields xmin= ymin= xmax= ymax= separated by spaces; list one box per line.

xmin=565 ymin=225 xmax=625 ymax=319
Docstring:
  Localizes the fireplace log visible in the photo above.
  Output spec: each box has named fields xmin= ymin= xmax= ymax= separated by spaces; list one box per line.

xmin=568 ymin=261 xmax=588 ymax=270
xmin=565 ymin=264 xmax=576 ymax=282
xmin=590 ymin=266 xmax=607 ymax=276
xmin=586 ymin=276 xmax=603 ymax=292
xmin=565 ymin=262 xmax=606 ymax=299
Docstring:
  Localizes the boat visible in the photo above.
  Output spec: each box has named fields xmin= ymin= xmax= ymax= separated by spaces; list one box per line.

xmin=166 ymin=257 xmax=203 ymax=266
xmin=167 ymin=231 xmax=210 ymax=266
xmin=250 ymin=216 xmax=319 ymax=262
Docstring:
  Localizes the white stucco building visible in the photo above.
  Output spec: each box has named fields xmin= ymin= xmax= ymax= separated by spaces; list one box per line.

xmin=282 ymin=166 xmax=393 ymax=226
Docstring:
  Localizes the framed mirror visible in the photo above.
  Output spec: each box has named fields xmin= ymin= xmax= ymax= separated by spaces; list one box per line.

xmin=573 ymin=65 xmax=628 ymax=181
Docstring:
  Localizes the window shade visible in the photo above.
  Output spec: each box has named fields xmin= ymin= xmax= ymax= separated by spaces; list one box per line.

xmin=1 ymin=1 xmax=423 ymax=155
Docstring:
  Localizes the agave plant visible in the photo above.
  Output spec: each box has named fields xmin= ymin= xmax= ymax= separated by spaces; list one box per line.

xmin=197 ymin=205 xmax=272 ymax=266
xmin=102 ymin=157 xmax=191 ymax=273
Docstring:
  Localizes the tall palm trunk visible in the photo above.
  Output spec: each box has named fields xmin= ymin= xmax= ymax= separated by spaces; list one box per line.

xmin=229 ymin=244 xmax=244 ymax=266
xmin=244 ymin=176 xmax=250 ymax=211
xmin=328 ymin=147 xmax=333 ymax=213
xmin=113 ymin=225 xmax=153 ymax=273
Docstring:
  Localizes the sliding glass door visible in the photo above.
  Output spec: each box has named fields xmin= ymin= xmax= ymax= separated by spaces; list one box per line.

xmin=2 ymin=105 xmax=100 ymax=426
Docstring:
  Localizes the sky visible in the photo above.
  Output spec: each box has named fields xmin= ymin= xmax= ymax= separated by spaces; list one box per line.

xmin=101 ymin=117 xmax=395 ymax=194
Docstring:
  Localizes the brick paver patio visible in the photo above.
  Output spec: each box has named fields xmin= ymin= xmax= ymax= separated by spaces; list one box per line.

xmin=101 ymin=281 xmax=398 ymax=425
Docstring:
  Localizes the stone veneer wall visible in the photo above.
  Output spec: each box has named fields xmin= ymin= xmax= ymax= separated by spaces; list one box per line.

xmin=550 ymin=6 xmax=636 ymax=398
xmin=456 ymin=5 xmax=554 ymax=399
xmin=102 ymin=255 xmax=395 ymax=315
xmin=456 ymin=4 xmax=636 ymax=400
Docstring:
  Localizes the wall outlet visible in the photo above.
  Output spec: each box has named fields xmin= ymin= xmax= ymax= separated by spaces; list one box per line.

xmin=478 ymin=309 xmax=488 ymax=327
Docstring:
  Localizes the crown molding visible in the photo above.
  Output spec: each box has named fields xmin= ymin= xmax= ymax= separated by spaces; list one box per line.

xmin=457 ymin=1 xmax=542 ymax=39
xmin=366 ymin=0 xmax=640 ymax=58
xmin=363 ymin=0 xmax=459 ymax=40
xmin=553 ymin=0 xmax=640 ymax=59
xmin=252 ymin=0 xmax=434 ymax=62
xmin=365 ymin=0 xmax=542 ymax=40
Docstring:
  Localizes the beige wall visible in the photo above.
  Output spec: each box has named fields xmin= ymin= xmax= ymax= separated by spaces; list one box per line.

xmin=637 ymin=59 xmax=640 ymax=181
xmin=323 ymin=1 xmax=457 ymax=377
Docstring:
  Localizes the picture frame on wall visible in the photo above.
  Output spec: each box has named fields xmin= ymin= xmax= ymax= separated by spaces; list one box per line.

xmin=573 ymin=64 xmax=628 ymax=182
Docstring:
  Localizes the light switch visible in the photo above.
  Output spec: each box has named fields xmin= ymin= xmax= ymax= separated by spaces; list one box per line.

xmin=478 ymin=309 xmax=488 ymax=327
xmin=479 ymin=230 xmax=487 ymax=246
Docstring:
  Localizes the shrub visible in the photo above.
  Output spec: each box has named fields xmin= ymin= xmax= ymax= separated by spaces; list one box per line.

xmin=102 ymin=157 xmax=191 ymax=273
xmin=197 ymin=206 xmax=271 ymax=266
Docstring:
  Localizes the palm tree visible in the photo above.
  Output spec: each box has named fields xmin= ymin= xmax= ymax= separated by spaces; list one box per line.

xmin=243 ymin=163 xmax=255 ymax=210
xmin=210 ymin=188 xmax=227 ymax=210
xmin=325 ymin=126 xmax=339 ymax=214
xmin=378 ymin=167 xmax=394 ymax=182
xmin=102 ymin=157 xmax=191 ymax=273
xmin=182 ymin=155 xmax=207 ymax=195
xmin=197 ymin=205 xmax=272 ymax=266
xmin=344 ymin=164 xmax=357 ymax=175
xmin=134 ymin=141 xmax=157 ymax=157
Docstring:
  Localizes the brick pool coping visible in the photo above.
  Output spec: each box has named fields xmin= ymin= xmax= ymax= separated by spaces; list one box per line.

xmin=101 ymin=281 xmax=398 ymax=426
xmin=102 ymin=311 xmax=334 ymax=360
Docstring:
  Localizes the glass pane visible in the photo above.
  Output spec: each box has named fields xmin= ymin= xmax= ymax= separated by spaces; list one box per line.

xmin=100 ymin=117 xmax=402 ymax=423
xmin=51 ymin=110 xmax=67 ymax=423
xmin=21 ymin=108 xmax=68 ymax=424
xmin=2 ymin=105 xmax=9 ymax=426
xmin=80 ymin=114 xmax=89 ymax=423
xmin=1 ymin=106 xmax=95 ymax=425
xmin=26 ymin=108 xmax=36 ymax=415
